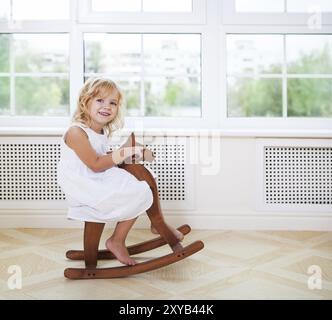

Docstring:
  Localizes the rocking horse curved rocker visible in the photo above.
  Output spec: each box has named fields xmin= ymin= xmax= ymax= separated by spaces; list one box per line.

xmin=64 ymin=133 xmax=204 ymax=280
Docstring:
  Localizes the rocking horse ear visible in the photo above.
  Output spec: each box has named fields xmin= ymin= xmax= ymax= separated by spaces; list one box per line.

xmin=131 ymin=132 xmax=135 ymax=147
xmin=131 ymin=132 xmax=136 ymax=163
xmin=129 ymin=132 xmax=155 ymax=163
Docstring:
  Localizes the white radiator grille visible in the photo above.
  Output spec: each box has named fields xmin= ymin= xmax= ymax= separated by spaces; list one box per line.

xmin=256 ymin=139 xmax=332 ymax=213
xmin=265 ymin=146 xmax=332 ymax=205
xmin=0 ymin=137 xmax=193 ymax=210
xmin=0 ymin=143 xmax=64 ymax=201
xmin=145 ymin=144 xmax=185 ymax=201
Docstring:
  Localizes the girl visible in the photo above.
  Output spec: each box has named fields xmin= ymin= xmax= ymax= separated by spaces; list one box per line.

xmin=57 ymin=77 xmax=183 ymax=266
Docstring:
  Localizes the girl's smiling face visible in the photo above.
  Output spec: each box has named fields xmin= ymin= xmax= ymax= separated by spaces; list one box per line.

xmin=88 ymin=89 xmax=120 ymax=133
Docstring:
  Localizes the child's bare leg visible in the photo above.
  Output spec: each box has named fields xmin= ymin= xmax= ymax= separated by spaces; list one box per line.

xmin=150 ymin=223 xmax=184 ymax=241
xmin=119 ymin=163 xmax=183 ymax=249
xmin=105 ymin=218 xmax=137 ymax=266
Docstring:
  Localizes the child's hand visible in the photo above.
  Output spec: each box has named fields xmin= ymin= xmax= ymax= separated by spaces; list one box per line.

xmin=111 ymin=146 xmax=144 ymax=165
xmin=119 ymin=133 xmax=155 ymax=163
xmin=126 ymin=146 xmax=144 ymax=163
xmin=142 ymin=148 xmax=155 ymax=163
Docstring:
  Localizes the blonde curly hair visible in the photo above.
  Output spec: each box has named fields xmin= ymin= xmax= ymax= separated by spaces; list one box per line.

xmin=72 ymin=77 xmax=125 ymax=137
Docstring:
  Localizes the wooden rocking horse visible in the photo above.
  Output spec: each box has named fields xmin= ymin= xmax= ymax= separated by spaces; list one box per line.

xmin=64 ymin=133 xmax=204 ymax=280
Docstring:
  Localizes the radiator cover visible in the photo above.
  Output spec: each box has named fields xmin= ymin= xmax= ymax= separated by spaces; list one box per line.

xmin=256 ymin=139 xmax=332 ymax=213
xmin=0 ymin=136 xmax=195 ymax=211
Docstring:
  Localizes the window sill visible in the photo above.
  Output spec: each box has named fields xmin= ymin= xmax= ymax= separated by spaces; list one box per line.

xmin=0 ymin=127 xmax=332 ymax=138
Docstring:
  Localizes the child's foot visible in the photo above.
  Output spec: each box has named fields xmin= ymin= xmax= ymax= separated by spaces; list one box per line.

xmin=105 ymin=237 xmax=136 ymax=266
xmin=150 ymin=224 xmax=184 ymax=241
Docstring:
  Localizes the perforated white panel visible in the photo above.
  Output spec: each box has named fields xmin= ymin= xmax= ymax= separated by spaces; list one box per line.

xmin=0 ymin=143 xmax=64 ymax=201
xmin=264 ymin=146 xmax=332 ymax=205
xmin=145 ymin=144 xmax=186 ymax=201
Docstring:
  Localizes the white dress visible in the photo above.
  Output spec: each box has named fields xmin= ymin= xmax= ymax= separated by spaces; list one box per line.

xmin=57 ymin=123 xmax=155 ymax=223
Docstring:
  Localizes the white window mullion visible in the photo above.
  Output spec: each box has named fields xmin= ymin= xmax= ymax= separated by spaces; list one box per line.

xmin=69 ymin=29 xmax=84 ymax=115
xmin=230 ymin=74 xmax=283 ymax=78
xmin=140 ymin=34 xmax=145 ymax=117
xmin=85 ymin=72 xmax=199 ymax=78
xmin=9 ymin=34 xmax=15 ymax=116
xmin=12 ymin=73 xmax=68 ymax=77
xmin=282 ymin=34 xmax=287 ymax=118
xmin=9 ymin=0 xmax=13 ymax=20
xmin=287 ymin=74 xmax=332 ymax=79
xmin=220 ymin=30 xmax=228 ymax=120
xmin=70 ymin=0 xmax=84 ymax=117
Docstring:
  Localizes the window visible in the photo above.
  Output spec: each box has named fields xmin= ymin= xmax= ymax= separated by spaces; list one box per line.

xmin=287 ymin=0 xmax=332 ymax=13
xmin=0 ymin=34 xmax=69 ymax=116
xmin=91 ymin=0 xmax=193 ymax=13
xmin=222 ymin=0 xmax=332 ymax=128
xmin=78 ymin=0 xmax=205 ymax=24
xmin=0 ymin=0 xmax=70 ymax=20
xmin=227 ymin=35 xmax=283 ymax=117
xmin=287 ymin=35 xmax=332 ymax=117
xmin=84 ymin=33 xmax=201 ymax=117
xmin=235 ymin=0 xmax=285 ymax=13
xmin=0 ymin=0 xmax=331 ymax=130
xmin=0 ymin=0 xmax=71 ymax=123
xmin=235 ymin=0 xmax=332 ymax=13
xmin=0 ymin=2 xmax=10 ymax=21
xmin=226 ymin=34 xmax=332 ymax=118
xmin=222 ymin=0 xmax=332 ymax=25
xmin=0 ymin=1 xmax=207 ymax=128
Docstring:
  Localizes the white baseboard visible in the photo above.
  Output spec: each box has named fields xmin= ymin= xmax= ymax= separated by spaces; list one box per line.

xmin=1 ymin=211 xmax=332 ymax=231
